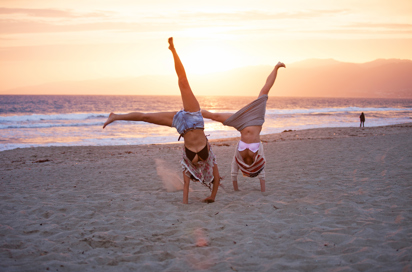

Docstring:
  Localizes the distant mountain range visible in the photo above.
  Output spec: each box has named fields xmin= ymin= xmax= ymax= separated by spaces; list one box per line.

xmin=3 ymin=59 xmax=412 ymax=98
xmin=280 ymin=58 xmax=412 ymax=98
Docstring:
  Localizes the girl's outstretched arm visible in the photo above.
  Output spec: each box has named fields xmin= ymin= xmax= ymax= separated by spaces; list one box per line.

xmin=259 ymin=178 xmax=266 ymax=192
xmin=183 ymin=173 xmax=190 ymax=204
xmin=203 ymin=164 xmax=220 ymax=203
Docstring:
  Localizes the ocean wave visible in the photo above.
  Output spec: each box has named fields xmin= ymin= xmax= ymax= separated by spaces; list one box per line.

xmin=0 ymin=135 xmax=180 ymax=152
xmin=1 ymin=95 xmax=411 ymax=152
xmin=0 ymin=121 xmax=105 ymax=129
xmin=207 ymin=106 xmax=411 ymax=116
xmin=0 ymin=113 xmax=108 ymax=122
xmin=1 ymin=107 xmax=410 ymax=122
xmin=265 ymin=107 xmax=412 ymax=115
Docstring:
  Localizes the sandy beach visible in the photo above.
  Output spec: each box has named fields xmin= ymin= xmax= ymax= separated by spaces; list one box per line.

xmin=1 ymin=124 xmax=411 ymax=272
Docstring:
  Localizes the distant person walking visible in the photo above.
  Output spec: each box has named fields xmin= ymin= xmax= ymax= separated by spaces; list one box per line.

xmin=103 ymin=37 xmax=221 ymax=204
xmin=360 ymin=112 xmax=365 ymax=127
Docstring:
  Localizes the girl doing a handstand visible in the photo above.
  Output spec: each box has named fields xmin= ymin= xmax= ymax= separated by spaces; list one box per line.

xmin=202 ymin=62 xmax=285 ymax=192
xmin=103 ymin=38 xmax=220 ymax=204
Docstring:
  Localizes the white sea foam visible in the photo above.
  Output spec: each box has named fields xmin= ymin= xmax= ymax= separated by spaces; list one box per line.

xmin=0 ymin=113 xmax=105 ymax=122
xmin=1 ymin=95 xmax=411 ymax=151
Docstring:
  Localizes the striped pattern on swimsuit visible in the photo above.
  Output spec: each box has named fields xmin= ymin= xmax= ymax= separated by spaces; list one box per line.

xmin=234 ymin=151 xmax=265 ymax=178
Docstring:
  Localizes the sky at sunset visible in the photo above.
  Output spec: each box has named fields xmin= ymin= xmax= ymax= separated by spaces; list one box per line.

xmin=1 ymin=0 xmax=412 ymax=94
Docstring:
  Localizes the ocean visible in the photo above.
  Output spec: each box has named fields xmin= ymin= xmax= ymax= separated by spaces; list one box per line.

xmin=1 ymin=95 xmax=411 ymax=151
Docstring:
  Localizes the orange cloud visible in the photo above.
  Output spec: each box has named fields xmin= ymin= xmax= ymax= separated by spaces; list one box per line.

xmin=0 ymin=20 xmax=163 ymax=34
xmin=0 ymin=7 xmax=109 ymax=18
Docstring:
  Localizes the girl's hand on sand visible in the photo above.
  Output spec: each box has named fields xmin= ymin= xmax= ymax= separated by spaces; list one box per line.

xmin=202 ymin=197 xmax=215 ymax=203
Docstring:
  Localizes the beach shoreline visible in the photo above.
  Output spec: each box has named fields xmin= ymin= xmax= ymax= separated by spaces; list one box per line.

xmin=1 ymin=124 xmax=411 ymax=271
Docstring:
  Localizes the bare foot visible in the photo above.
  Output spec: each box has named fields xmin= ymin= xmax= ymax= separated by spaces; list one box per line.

xmin=168 ymin=37 xmax=174 ymax=50
xmin=103 ymin=112 xmax=116 ymax=129
xmin=276 ymin=62 xmax=286 ymax=69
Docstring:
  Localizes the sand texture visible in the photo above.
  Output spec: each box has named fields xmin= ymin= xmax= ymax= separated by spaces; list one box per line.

xmin=1 ymin=124 xmax=411 ymax=271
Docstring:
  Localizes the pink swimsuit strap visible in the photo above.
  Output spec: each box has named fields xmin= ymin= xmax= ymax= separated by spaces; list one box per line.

xmin=238 ymin=140 xmax=260 ymax=153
